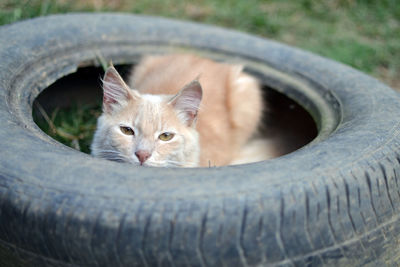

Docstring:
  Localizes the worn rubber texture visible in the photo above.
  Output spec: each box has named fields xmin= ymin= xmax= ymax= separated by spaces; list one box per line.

xmin=1 ymin=13 xmax=400 ymax=267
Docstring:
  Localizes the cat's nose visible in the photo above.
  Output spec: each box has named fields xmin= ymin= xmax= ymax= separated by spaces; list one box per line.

xmin=135 ymin=150 xmax=151 ymax=165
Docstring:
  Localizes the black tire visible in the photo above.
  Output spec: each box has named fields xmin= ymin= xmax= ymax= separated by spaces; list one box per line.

xmin=1 ymin=13 xmax=400 ymax=267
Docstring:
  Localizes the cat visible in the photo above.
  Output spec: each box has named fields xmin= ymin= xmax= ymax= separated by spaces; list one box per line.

xmin=91 ymin=54 xmax=263 ymax=167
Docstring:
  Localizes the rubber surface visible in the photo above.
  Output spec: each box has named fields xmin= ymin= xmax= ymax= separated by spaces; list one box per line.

xmin=1 ymin=13 xmax=400 ymax=266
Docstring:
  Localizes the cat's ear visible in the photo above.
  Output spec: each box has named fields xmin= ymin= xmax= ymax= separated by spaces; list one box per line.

xmin=169 ymin=80 xmax=203 ymax=127
xmin=102 ymin=66 xmax=139 ymax=113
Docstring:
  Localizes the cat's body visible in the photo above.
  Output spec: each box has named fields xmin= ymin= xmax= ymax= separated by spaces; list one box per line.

xmin=91 ymin=54 xmax=263 ymax=167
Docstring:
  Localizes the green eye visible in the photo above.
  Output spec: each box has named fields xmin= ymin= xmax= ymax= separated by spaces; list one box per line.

xmin=159 ymin=132 xmax=175 ymax=141
xmin=120 ymin=126 xmax=135 ymax=135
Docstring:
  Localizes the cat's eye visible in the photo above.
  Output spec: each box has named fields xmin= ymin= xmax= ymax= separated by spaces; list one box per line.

xmin=159 ymin=132 xmax=175 ymax=141
xmin=120 ymin=126 xmax=135 ymax=135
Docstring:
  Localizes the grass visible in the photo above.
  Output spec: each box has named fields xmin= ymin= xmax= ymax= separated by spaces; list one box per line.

xmin=1 ymin=0 xmax=399 ymax=88
xmin=33 ymin=103 xmax=101 ymax=153
xmin=1 ymin=0 xmax=399 ymax=152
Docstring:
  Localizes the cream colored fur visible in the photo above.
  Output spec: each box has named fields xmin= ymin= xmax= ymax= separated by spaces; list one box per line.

xmin=91 ymin=54 xmax=264 ymax=167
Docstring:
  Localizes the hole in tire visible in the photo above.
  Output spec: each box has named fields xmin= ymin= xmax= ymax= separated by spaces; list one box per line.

xmin=32 ymin=65 xmax=318 ymax=162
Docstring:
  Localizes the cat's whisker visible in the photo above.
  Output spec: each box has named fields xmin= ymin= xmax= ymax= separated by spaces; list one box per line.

xmin=163 ymin=160 xmax=188 ymax=167
xmin=99 ymin=154 xmax=127 ymax=161
xmin=145 ymin=159 xmax=180 ymax=167
xmin=96 ymin=149 xmax=122 ymax=153
xmin=96 ymin=149 xmax=122 ymax=155
xmin=96 ymin=149 xmax=132 ymax=163
xmin=165 ymin=161 xmax=181 ymax=166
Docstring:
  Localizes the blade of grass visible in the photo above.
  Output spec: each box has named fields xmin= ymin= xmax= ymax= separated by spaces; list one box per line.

xmin=95 ymin=51 xmax=109 ymax=71
xmin=34 ymin=101 xmax=57 ymax=135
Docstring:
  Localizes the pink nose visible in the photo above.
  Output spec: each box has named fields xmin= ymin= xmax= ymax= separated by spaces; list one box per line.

xmin=135 ymin=150 xmax=151 ymax=165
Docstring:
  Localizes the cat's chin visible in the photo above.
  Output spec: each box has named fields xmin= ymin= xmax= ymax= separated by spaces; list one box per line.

xmin=105 ymin=157 xmax=186 ymax=168
xmin=142 ymin=162 xmax=175 ymax=167
xmin=141 ymin=160 xmax=187 ymax=168
xmin=126 ymin=159 xmax=168 ymax=167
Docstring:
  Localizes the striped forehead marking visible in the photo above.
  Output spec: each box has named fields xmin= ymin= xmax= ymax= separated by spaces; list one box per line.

xmin=134 ymin=94 xmax=165 ymax=136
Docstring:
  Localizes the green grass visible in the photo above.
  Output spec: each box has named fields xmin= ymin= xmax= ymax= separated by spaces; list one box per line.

xmin=1 ymin=0 xmax=399 ymax=152
xmin=33 ymin=103 xmax=101 ymax=153
xmin=1 ymin=0 xmax=399 ymax=87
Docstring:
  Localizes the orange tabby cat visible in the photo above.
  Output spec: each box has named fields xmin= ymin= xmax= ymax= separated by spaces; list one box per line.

xmin=91 ymin=54 xmax=263 ymax=167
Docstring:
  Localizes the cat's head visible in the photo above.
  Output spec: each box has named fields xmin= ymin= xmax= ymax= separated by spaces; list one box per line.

xmin=91 ymin=66 xmax=202 ymax=167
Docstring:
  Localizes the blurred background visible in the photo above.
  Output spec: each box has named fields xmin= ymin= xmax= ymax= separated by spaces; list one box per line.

xmin=1 ymin=0 xmax=399 ymax=90
xmin=1 ymin=0 xmax=399 ymax=152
